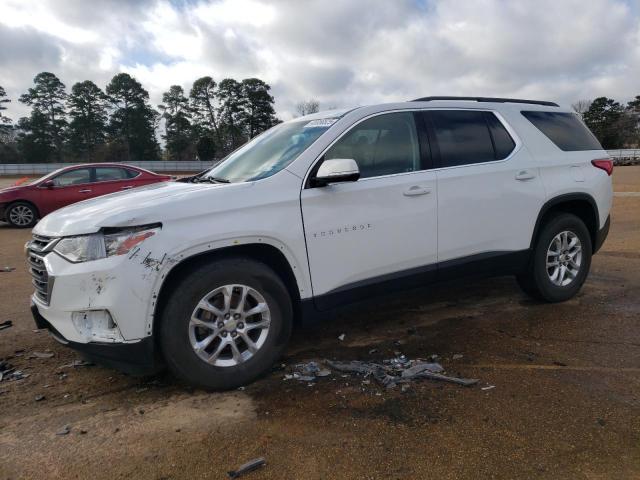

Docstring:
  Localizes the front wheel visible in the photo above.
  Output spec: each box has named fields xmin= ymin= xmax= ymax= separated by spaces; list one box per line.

xmin=159 ymin=257 xmax=293 ymax=390
xmin=6 ymin=202 xmax=37 ymax=228
xmin=517 ymin=213 xmax=592 ymax=302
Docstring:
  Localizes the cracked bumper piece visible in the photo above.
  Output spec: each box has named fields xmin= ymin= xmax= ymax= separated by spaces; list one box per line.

xmin=31 ymin=301 xmax=161 ymax=375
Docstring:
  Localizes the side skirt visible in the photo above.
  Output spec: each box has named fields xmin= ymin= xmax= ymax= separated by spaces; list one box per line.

xmin=303 ymin=250 xmax=531 ymax=318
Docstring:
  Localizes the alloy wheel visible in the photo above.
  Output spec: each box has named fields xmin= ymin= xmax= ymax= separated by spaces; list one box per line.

xmin=188 ymin=284 xmax=271 ymax=367
xmin=546 ymin=230 xmax=582 ymax=287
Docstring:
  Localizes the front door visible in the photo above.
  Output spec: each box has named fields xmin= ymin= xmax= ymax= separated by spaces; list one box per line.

xmin=43 ymin=167 xmax=94 ymax=215
xmin=300 ymin=111 xmax=438 ymax=308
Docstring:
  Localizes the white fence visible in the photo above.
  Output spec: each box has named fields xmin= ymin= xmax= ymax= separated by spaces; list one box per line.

xmin=607 ymin=149 xmax=640 ymax=159
xmin=0 ymin=161 xmax=215 ymax=176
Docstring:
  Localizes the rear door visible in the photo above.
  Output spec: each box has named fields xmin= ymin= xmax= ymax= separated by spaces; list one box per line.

xmin=426 ymin=109 xmax=546 ymax=264
xmin=93 ymin=167 xmax=137 ymax=196
xmin=300 ymin=111 xmax=438 ymax=307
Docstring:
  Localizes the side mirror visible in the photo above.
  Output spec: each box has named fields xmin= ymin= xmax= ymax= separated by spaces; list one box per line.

xmin=42 ymin=180 xmax=55 ymax=189
xmin=312 ymin=158 xmax=360 ymax=187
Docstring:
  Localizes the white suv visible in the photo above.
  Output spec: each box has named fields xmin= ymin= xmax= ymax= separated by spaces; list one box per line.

xmin=28 ymin=97 xmax=613 ymax=389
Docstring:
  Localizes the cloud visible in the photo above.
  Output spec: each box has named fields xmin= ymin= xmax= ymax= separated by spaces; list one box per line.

xmin=0 ymin=0 xmax=639 ymax=123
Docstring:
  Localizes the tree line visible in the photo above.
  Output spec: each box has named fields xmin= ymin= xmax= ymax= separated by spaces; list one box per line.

xmin=0 ymin=72 xmax=279 ymax=163
xmin=573 ymin=96 xmax=640 ymax=149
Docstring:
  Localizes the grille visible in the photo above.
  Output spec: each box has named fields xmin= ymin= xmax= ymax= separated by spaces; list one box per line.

xmin=27 ymin=234 xmax=56 ymax=305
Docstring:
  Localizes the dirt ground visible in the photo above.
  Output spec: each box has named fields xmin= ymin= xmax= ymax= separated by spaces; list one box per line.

xmin=0 ymin=168 xmax=639 ymax=480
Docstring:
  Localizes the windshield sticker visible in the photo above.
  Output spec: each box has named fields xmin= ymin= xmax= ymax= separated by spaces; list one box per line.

xmin=304 ymin=118 xmax=338 ymax=128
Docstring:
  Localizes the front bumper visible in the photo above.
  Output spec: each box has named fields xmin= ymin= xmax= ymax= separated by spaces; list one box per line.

xmin=31 ymin=302 xmax=161 ymax=375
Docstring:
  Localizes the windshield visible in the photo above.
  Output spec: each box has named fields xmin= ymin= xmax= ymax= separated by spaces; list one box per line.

xmin=204 ymin=119 xmax=336 ymax=183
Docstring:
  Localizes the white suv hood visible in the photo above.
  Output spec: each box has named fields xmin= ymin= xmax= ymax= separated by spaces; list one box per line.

xmin=33 ymin=181 xmax=242 ymax=237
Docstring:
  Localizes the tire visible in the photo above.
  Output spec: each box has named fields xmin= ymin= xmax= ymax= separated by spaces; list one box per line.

xmin=159 ymin=257 xmax=293 ymax=390
xmin=517 ymin=213 xmax=592 ymax=302
xmin=6 ymin=201 xmax=38 ymax=228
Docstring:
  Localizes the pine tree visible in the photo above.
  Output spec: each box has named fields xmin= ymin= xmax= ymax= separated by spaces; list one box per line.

xmin=0 ymin=86 xmax=12 ymax=138
xmin=582 ymin=97 xmax=625 ymax=149
xmin=159 ymin=85 xmax=193 ymax=161
xmin=66 ymin=81 xmax=108 ymax=160
xmin=18 ymin=72 xmax=67 ymax=161
xmin=217 ymin=78 xmax=246 ymax=153
xmin=240 ymin=78 xmax=277 ymax=138
xmin=106 ymin=73 xmax=160 ymax=161
xmin=190 ymin=76 xmax=220 ymax=160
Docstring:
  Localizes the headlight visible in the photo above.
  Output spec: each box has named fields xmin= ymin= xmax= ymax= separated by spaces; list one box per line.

xmin=53 ymin=225 xmax=160 ymax=263
xmin=53 ymin=234 xmax=105 ymax=263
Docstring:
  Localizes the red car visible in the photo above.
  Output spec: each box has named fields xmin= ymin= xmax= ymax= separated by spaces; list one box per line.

xmin=0 ymin=164 xmax=172 ymax=228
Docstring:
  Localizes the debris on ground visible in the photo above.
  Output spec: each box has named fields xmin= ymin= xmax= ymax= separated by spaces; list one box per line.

xmin=59 ymin=359 xmax=94 ymax=369
xmin=452 ymin=354 xmax=464 ymax=360
xmin=35 ymin=394 xmax=45 ymax=401
xmin=0 ymin=360 xmax=30 ymax=382
xmin=481 ymin=385 xmax=496 ymax=391
xmin=284 ymin=361 xmax=331 ymax=382
xmin=338 ymin=333 xmax=346 ymax=341
xmin=227 ymin=457 xmax=266 ymax=479
xmin=326 ymin=356 xmax=479 ymax=388
xmin=28 ymin=351 xmax=55 ymax=359
xmin=0 ymin=267 xmax=15 ymax=273
xmin=56 ymin=425 xmax=71 ymax=436
xmin=0 ymin=320 xmax=13 ymax=331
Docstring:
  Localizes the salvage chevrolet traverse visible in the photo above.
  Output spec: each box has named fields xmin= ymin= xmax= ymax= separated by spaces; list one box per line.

xmin=28 ymin=97 xmax=613 ymax=390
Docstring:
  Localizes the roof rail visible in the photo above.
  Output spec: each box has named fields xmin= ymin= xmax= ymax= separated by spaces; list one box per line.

xmin=410 ymin=96 xmax=559 ymax=107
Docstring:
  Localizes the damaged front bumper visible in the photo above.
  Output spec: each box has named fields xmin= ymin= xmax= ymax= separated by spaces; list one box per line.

xmin=31 ymin=302 xmax=160 ymax=374
xmin=26 ymin=232 xmax=169 ymax=374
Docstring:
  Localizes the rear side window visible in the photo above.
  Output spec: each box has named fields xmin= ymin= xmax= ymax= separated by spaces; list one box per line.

xmin=485 ymin=113 xmax=516 ymax=159
xmin=95 ymin=167 xmax=130 ymax=182
xmin=430 ymin=110 xmax=515 ymax=167
xmin=125 ymin=168 xmax=141 ymax=178
xmin=521 ymin=111 xmax=602 ymax=151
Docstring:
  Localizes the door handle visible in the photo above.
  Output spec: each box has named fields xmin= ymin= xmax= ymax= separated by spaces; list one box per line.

xmin=120 ymin=186 xmax=133 ymax=190
xmin=403 ymin=186 xmax=431 ymax=197
xmin=78 ymin=189 xmax=92 ymax=193
xmin=515 ymin=170 xmax=536 ymax=181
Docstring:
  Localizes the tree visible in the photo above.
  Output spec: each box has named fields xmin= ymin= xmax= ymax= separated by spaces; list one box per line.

xmin=66 ymin=81 xmax=108 ymax=160
xmin=106 ymin=73 xmax=160 ymax=161
xmin=296 ymin=99 xmax=320 ymax=117
xmin=217 ymin=78 xmax=246 ymax=153
xmin=625 ymin=96 xmax=640 ymax=147
xmin=582 ymin=97 xmax=625 ymax=149
xmin=190 ymin=76 xmax=221 ymax=156
xmin=18 ymin=72 xmax=67 ymax=161
xmin=159 ymin=85 xmax=193 ymax=161
xmin=16 ymin=111 xmax=54 ymax=163
xmin=240 ymin=78 xmax=277 ymax=139
xmin=571 ymin=99 xmax=592 ymax=117
xmin=0 ymin=86 xmax=12 ymax=138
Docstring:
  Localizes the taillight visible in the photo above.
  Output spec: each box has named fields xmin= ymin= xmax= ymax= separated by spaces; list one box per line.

xmin=591 ymin=158 xmax=613 ymax=176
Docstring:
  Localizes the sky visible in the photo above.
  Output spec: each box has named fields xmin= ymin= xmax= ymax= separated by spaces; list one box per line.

xmin=1 ymin=0 xmax=640 ymax=123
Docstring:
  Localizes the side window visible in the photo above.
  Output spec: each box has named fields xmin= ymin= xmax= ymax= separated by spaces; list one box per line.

xmin=95 ymin=167 xmax=129 ymax=182
xmin=521 ymin=111 xmax=602 ymax=151
xmin=125 ymin=168 xmax=141 ymax=179
xmin=430 ymin=110 xmax=496 ymax=167
xmin=324 ymin=112 xmax=420 ymax=179
xmin=485 ymin=112 xmax=516 ymax=159
xmin=52 ymin=168 xmax=91 ymax=187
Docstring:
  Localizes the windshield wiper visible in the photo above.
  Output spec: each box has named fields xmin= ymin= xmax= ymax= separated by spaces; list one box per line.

xmin=200 ymin=176 xmax=230 ymax=184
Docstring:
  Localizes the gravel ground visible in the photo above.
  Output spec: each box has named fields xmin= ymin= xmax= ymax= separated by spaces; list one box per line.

xmin=0 ymin=167 xmax=639 ymax=479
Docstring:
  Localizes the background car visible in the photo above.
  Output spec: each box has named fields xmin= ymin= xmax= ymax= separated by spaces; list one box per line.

xmin=0 ymin=163 xmax=172 ymax=228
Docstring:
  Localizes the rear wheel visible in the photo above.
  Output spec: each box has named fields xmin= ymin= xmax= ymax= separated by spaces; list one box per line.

xmin=517 ymin=213 xmax=592 ymax=302
xmin=159 ymin=257 xmax=293 ymax=390
xmin=6 ymin=202 xmax=37 ymax=228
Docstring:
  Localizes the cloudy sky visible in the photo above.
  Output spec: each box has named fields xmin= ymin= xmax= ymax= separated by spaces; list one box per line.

xmin=1 ymin=0 xmax=639 ymax=122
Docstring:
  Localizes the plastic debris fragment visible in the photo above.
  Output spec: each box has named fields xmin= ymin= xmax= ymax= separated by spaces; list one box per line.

xmin=227 ymin=457 xmax=266 ymax=478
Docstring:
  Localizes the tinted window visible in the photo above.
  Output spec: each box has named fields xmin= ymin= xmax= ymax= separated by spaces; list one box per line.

xmin=325 ymin=112 xmax=420 ymax=179
xmin=52 ymin=168 xmax=91 ymax=186
xmin=521 ymin=111 xmax=602 ymax=151
xmin=485 ymin=113 xmax=516 ymax=159
xmin=95 ymin=167 xmax=130 ymax=182
xmin=430 ymin=111 xmax=495 ymax=167
xmin=125 ymin=168 xmax=140 ymax=178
